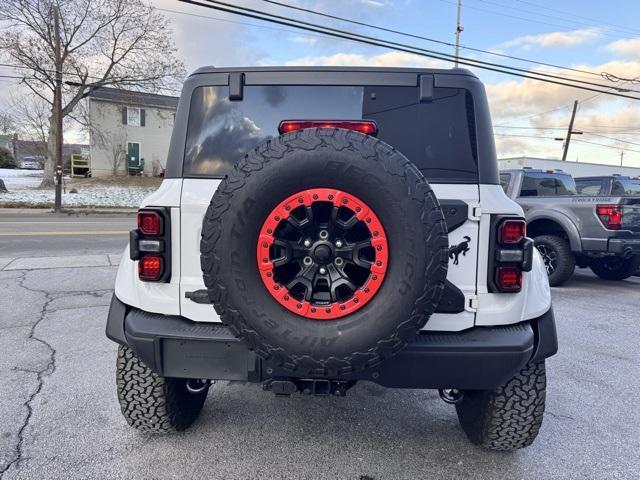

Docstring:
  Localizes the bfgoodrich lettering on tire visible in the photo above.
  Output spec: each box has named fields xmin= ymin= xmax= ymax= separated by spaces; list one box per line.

xmin=200 ymin=128 xmax=449 ymax=376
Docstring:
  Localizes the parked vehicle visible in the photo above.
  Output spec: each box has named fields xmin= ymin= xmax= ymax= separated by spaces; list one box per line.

xmin=106 ymin=67 xmax=557 ymax=451
xmin=19 ymin=156 xmax=41 ymax=170
xmin=501 ymin=169 xmax=640 ymax=285
xmin=576 ymin=175 xmax=640 ymax=196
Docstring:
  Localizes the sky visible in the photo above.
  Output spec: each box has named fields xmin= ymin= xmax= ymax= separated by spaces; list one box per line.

xmin=4 ymin=0 xmax=640 ymax=168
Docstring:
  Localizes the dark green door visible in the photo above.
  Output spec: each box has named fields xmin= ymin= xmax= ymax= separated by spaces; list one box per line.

xmin=127 ymin=142 xmax=140 ymax=167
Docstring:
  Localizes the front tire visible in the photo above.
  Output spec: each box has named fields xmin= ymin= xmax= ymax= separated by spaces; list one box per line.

xmin=116 ymin=345 xmax=209 ymax=433
xmin=590 ymin=255 xmax=640 ymax=281
xmin=456 ymin=362 xmax=547 ymax=451
xmin=534 ymin=235 xmax=575 ymax=286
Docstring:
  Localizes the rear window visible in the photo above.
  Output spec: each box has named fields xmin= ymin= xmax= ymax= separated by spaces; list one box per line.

xmin=519 ymin=173 xmax=577 ymax=197
xmin=183 ymin=85 xmax=478 ymax=182
xmin=576 ymin=178 xmax=607 ymax=195
xmin=499 ymin=173 xmax=511 ymax=193
xmin=612 ymin=178 xmax=640 ymax=195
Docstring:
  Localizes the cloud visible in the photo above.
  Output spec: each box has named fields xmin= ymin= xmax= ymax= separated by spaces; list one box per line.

xmin=486 ymin=59 xmax=640 ymax=118
xmin=499 ymin=28 xmax=601 ymax=50
xmin=606 ymin=38 xmax=640 ymax=59
xmin=284 ymin=51 xmax=446 ymax=68
xmin=360 ymin=0 xmax=391 ymax=7
xmin=289 ymin=36 xmax=318 ymax=46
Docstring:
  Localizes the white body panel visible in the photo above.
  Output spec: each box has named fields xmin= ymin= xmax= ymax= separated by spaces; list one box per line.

xmin=113 ymin=180 xmax=552 ymax=331
xmin=179 ymin=179 xmax=223 ymax=322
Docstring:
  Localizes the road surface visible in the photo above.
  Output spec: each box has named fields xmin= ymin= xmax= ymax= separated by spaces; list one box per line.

xmin=0 ymin=213 xmax=134 ymax=257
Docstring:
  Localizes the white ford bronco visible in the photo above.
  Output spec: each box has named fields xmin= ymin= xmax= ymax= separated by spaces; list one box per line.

xmin=107 ymin=67 xmax=557 ymax=451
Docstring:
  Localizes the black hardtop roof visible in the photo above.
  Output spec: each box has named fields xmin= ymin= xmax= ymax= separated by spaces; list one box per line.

xmin=190 ymin=65 xmax=477 ymax=78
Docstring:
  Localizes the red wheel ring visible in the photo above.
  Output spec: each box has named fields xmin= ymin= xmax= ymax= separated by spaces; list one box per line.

xmin=257 ymin=188 xmax=388 ymax=320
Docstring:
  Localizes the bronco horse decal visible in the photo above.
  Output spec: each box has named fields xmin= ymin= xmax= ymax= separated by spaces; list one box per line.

xmin=448 ymin=236 xmax=471 ymax=265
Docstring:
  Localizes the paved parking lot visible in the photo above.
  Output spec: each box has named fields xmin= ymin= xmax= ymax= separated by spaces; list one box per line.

xmin=1 ymin=255 xmax=639 ymax=479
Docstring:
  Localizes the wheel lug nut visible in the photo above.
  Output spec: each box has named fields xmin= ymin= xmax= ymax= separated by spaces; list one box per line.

xmin=319 ymin=230 xmax=329 ymax=240
xmin=303 ymin=239 xmax=312 ymax=247
xmin=335 ymin=239 xmax=343 ymax=248
xmin=303 ymin=256 xmax=313 ymax=266
xmin=319 ymin=267 xmax=327 ymax=275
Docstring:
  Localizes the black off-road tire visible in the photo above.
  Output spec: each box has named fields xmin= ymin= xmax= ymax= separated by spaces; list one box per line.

xmin=200 ymin=128 xmax=449 ymax=376
xmin=116 ymin=345 xmax=208 ymax=433
xmin=589 ymin=255 xmax=640 ymax=281
xmin=534 ymin=235 xmax=576 ymax=286
xmin=456 ymin=362 xmax=547 ymax=451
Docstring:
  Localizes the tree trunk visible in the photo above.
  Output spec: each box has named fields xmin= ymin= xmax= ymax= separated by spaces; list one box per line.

xmin=39 ymin=116 xmax=56 ymax=188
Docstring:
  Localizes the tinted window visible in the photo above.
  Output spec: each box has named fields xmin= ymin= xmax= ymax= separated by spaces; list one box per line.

xmin=576 ymin=178 xmax=606 ymax=195
xmin=184 ymin=85 xmax=478 ymax=182
xmin=519 ymin=173 xmax=577 ymax=197
xmin=613 ymin=178 xmax=640 ymax=195
xmin=363 ymin=86 xmax=477 ymax=182
xmin=499 ymin=173 xmax=511 ymax=193
xmin=184 ymin=86 xmax=363 ymax=176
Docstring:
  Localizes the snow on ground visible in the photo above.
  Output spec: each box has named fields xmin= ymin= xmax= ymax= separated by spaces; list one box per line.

xmin=0 ymin=168 xmax=156 ymax=208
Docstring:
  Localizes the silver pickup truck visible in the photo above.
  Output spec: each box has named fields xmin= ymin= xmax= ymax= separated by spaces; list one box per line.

xmin=501 ymin=168 xmax=640 ymax=285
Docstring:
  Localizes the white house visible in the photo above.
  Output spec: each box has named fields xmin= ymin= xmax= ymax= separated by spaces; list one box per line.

xmin=88 ymin=87 xmax=178 ymax=176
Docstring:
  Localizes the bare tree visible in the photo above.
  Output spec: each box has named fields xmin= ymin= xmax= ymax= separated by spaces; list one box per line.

xmin=0 ymin=0 xmax=185 ymax=187
xmin=0 ymin=112 xmax=16 ymax=135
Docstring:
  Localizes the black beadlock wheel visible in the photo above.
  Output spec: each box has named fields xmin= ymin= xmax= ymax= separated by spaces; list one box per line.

xmin=200 ymin=128 xmax=449 ymax=376
xmin=534 ymin=235 xmax=575 ymax=286
xmin=116 ymin=346 xmax=208 ymax=433
xmin=456 ymin=361 xmax=547 ymax=451
xmin=589 ymin=255 xmax=640 ymax=281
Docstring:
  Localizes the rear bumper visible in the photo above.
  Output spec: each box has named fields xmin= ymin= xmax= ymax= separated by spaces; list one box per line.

xmin=106 ymin=295 xmax=558 ymax=390
xmin=607 ymin=237 xmax=640 ymax=256
xmin=582 ymin=236 xmax=640 ymax=256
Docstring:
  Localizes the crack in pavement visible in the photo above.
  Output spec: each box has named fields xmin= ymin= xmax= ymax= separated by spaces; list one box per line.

xmin=1 ymin=272 xmax=58 ymax=478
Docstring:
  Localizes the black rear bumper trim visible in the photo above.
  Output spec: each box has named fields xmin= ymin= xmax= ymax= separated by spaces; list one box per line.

xmin=106 ymin=295 xmax=557 ymax=390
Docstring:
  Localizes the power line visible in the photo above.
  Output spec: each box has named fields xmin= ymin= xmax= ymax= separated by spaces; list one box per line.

xmin=441 ymin=0 xmax=638 ymax=40
xmin=494 ymin=132 xmax=640 ymax=154
xmin=263 ymin=0 xmax=605 ymax=80
xmin=474 ymin=0 xmax=640 ymax=37
xmin=512 ymin=0 xmax=640 ymax=37
xmin=180 ymin=0 xmax=640 ymax=100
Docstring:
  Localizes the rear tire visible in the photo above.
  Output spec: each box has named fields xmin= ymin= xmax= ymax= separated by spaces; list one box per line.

xmin=534 ymin=235 xmax=575 ymax=286
xmin=116 ymin=345 xmax=208 ymax=433
xmin=456 ymin=362 xmax=547 ymax=451
xmin=590 ymin=255 xmax=640 ymax=281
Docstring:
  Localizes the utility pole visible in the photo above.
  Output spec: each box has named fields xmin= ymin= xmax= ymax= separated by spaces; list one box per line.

xmin=454 ymin=0 xmax=463 ymax=67
xmin=53 ymin=4 xmax=63 ymax=213
xmin=561 ymin=100 xmax=579 ymax=161
xmin=620 ymin=149 xmax=624 ymax=166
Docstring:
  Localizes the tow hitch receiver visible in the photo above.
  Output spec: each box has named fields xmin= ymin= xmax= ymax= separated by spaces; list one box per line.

xmin=263 ymin=379 xmax=356 ymax=397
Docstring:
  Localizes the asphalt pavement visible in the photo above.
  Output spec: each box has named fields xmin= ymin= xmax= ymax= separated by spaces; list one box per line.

xmin=0 ymin=225 xmax=639 ymax=479
xmin=0 ymin=212 xmax=134 ymax=257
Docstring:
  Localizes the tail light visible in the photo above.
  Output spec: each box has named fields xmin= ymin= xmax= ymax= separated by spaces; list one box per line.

xmin=130 ymin=208 xmax=171 ymax=282
xmin=498 ymin=219 xmax=526 ymax=245
xmin=496 ymin=266 xmax=522 ymax=292
xmin=137 ymin=211 xmax=163 ymax=235
xmin=138 ymin=256 xmax=163 ymax=281
xmin=490 ymin=217 xmax=532 ymax=293
xmin=596 ymin=204 xmax=623 ymax=230
xmin=278 ymin=120 xmax=378 ymax=136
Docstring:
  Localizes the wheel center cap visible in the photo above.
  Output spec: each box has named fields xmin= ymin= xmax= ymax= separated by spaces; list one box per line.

xmin=313 ymin=244 xmax=332 ymax=264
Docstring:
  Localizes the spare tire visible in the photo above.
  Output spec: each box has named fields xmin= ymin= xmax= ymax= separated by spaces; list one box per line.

xmin=201 ymin=128 xmax=448 ymax=376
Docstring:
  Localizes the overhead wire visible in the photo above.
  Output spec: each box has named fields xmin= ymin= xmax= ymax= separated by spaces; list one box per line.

xmin=263 ymin=0 xmax=604 ymax=80
xmin=177 ymin=0 xmax=640 ymax=100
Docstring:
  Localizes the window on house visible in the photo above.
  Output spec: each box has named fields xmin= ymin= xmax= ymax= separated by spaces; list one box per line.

xmin=127 ymin=107 xmax=141 ymax=126
xmin=122 ymin=106 xmax=145 ymax=126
